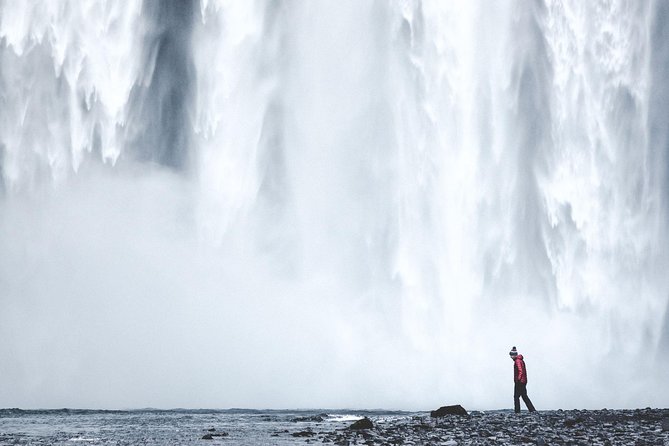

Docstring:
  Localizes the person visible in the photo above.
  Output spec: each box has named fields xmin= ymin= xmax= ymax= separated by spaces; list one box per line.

xmin=509 ymin=346 xmax=536 ymax=413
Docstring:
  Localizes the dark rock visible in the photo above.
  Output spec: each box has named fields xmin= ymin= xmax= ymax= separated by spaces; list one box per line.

xmin=202 ymin=428 xmax=228 ymax=437
xmin=564 ymin=417 xmax=585 ymax=427
xmin=349 ymin=417 xmax=374 ymax=430
xmin=292 ymin=430 xmax=315 ymax=437
xmin=430 ymin=405 xmax=468 ymax=418
xmin=211 ymin=432 xmax=229 ymax=437
xmin=291 ymin=415 xmax=325 ymax=422
xmin=662 ymin=417 xmax=669 ymax=431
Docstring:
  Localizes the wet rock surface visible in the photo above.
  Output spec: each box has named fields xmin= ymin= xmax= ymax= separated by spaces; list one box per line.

xmin=297 ymin=409 xmax=669 ymax=445
xmin=2 ymin=408 xmax=667 ymax=444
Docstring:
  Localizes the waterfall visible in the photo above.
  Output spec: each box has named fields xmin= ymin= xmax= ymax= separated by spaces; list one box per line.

xmin=1 ymin=0 xmax=667 ymax=409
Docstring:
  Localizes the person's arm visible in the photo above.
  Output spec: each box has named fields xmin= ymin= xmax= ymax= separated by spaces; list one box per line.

xmin=516 ymin=360 xmax=524 ymax=382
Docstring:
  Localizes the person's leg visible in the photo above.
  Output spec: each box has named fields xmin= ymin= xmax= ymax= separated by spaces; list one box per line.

xmin=520 ymin=384 xmax=536 ymax=412
xmin=514 ymin=383 xmax=521 ymax=413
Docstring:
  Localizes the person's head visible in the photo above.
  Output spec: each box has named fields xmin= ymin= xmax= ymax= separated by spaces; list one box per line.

xmin=509 ymin=346 xmax=518 ymax=360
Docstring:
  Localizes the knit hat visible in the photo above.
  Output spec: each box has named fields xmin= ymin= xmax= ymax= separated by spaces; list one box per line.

xmin=509 ymin=346 xmax=518 ymax=357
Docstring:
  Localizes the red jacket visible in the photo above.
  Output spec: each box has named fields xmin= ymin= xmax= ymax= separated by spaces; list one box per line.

xmin=513 ymin=355 xmax=528 ymax=384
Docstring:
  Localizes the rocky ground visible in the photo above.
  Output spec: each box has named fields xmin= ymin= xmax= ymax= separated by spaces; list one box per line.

xmin=279 ymin=409 xmax=669 ymax=445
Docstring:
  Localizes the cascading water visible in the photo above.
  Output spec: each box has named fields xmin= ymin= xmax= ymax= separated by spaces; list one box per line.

xmin=0 ymin=0 xmax=667 ymax=410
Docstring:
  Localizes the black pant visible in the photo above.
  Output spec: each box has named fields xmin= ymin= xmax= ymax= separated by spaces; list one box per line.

xmin=514 ymin=382 xmax=536 ymax=413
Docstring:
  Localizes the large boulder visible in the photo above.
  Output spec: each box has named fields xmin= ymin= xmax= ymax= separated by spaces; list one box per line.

xmin=430 ymin=405 xmax=468 ymax=418
xmin=348 ymin=417 xmax=374 ymax=430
